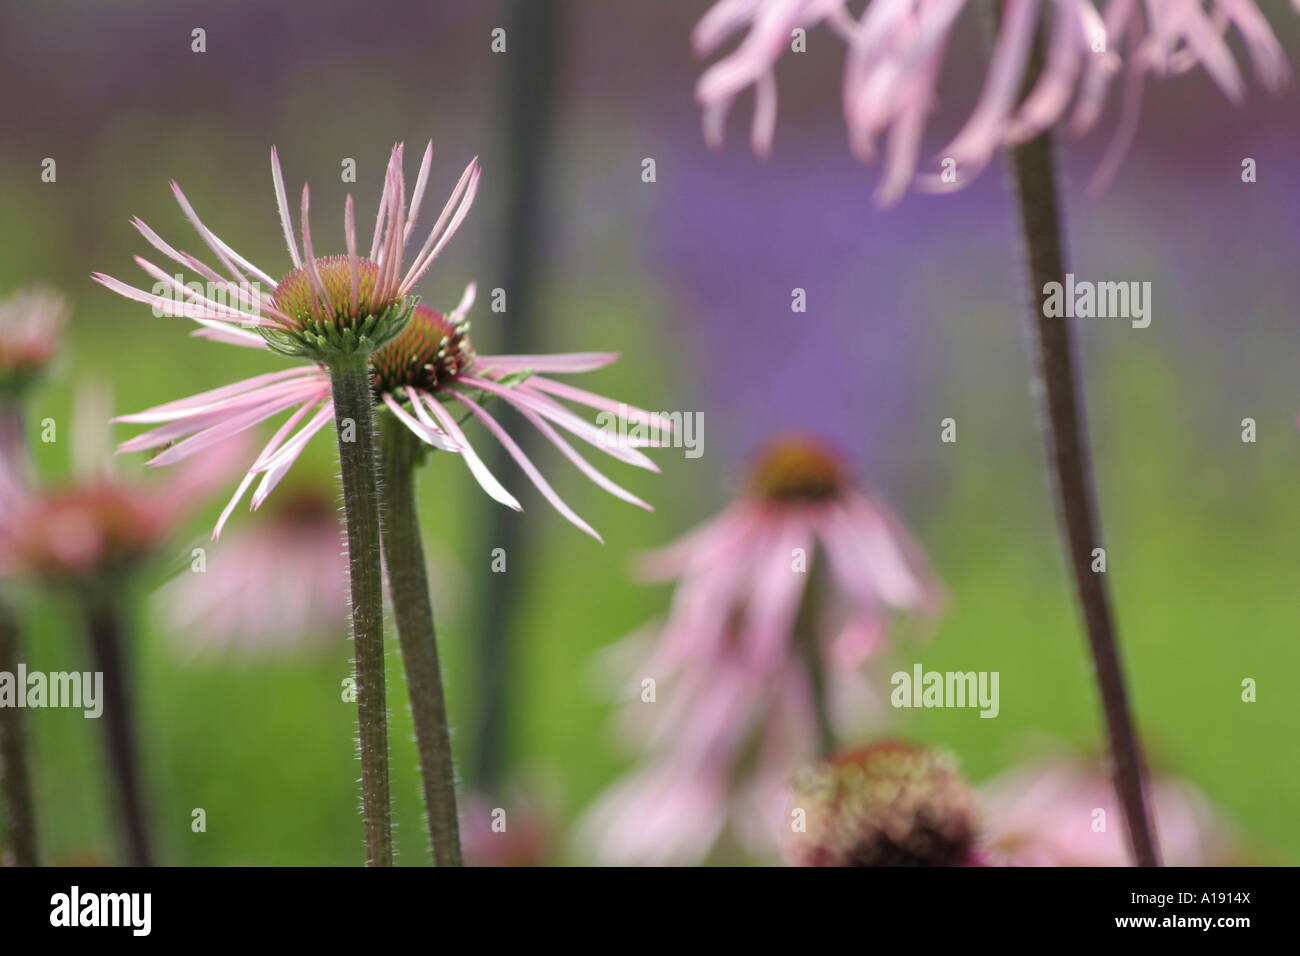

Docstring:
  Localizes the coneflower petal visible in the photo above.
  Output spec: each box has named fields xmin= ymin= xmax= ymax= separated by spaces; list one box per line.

xmin=451 ymin=389 xmax=603 ymax=542
xmin=419 ymin=391 xmax=523 ymax=512
xmin=270 ymin=146 xmax=302 ymax=269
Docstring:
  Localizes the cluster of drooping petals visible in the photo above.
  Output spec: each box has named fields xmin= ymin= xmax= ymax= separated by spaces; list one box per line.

xmin=578 ymin=436 xmax=941 ymax=864
xmin=694 ymin=0 xmax=856 ymax=155
xmin=784 ymin=742 xmax=983 ymax=866
xmin=153 ymin=488 xmax=349 ymax=656
xmin=980 ymin=755 xmax=1236 ymax=866
xmin=93 ymin=141 xmax=479 ymax=358
xmin=0 ymin=285 xmax=68 ymax=394
xmin=695 ymin=0 xmax=1294 ymax=202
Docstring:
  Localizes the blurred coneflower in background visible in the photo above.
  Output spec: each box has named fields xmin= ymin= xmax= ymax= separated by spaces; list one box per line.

xmin=980 ymin=754 xmax=1237 ymax=865
xmin=0 ymin=386 xmax=246 ymax=867
xmin=694 ymin=0 xmax=1294 ymax=201
xmin=577 ymin=435 xmax=940 ymax=864
xmin=153 ymin=488 xmax=348 ymax=658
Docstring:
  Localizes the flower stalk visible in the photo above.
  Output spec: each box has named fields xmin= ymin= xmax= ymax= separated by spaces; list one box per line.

xmin=793 ymin=552 xmax=835 ymax=759
xmin=1004 ymin=27 xmax=1159 ymax=867
xmin=326 ymin=352 xmax=393 ymax=867
xmin=0 ymin=593 xmax=38 ymax=866
xmin=380 ymin=418 xmax=462 ymax=866
xmin=81 ymin=589 xmax=152 ymax=867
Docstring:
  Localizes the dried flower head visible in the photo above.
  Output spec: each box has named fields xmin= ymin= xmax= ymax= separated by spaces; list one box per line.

xmin=786 ymin=742 xmax=981 ymax=866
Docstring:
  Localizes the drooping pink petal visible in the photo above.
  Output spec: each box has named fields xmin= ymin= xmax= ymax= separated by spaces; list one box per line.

xmin=451 ymin=389 xmax=604 ymax=541
xmin=418 ymin=391 xmax=523 ymax=511
xmin=476 ymin=352 xmax=619 ymax=374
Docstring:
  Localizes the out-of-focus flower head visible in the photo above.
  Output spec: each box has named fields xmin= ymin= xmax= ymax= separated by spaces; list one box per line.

xmin=577 ymin=434 xmax=941 ymax=864
xmin=695 ymin=0 xmax=1295 ymax=202
xmin=153 ymin=486 xmax=349 ymax=656
xmin=637 ymin=434 xmax=941 ymax=678
xmin=980 ymin=754 xmax=1237 ymax=866
xmin=0 ymin=386 xmax=246 ymax=588
xmin=461 ymin=788 xmax=556 ymax=867
xmin=784 ymin=741 xmax=982 ymax=866
xmin=0 ymin=285 xmax=68 ymax=396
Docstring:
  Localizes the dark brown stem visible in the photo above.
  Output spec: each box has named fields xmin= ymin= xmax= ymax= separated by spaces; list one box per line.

xmin=83 ymin=593 xmax=153 ymax=866
xmin=1005 ymin=122 xmax=1160 ymax=868
xmin=0 ymin=595 xmax=39 ymax=866
xmin=794 ymin=552 xmax=835 ymax=758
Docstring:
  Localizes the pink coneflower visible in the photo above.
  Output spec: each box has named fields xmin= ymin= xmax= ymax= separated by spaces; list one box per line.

xmin=0 ymin=390 xmax=244 ymax=867
xmin=153 ymin=488 xmax=349 ymax=656
xmin=980 ymin=756 xmax=1235 ymax=866
xmin=92 ymin=142 xmax=478 ymax=536
xmin=0 ymin=285 xmax=67 ymax=394
xmin=695 ymin=0 xmax=1294 ymax=201
xmin=0 ymin=286 xmax=69 ymax=483
xmin=0 ymin=392 xmax=245 ymax=584
xmin=578 ymin=436 xmax=940 ymax=864
xmin=114 ymin=282 xmax=666 ymax=540
xmin=97 ymin=144 xmax=660 ymax=540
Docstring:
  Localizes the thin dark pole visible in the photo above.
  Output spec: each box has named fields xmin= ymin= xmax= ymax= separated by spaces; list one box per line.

xmin=472 ymin=0 xmax=563 ymax=791
xmin=83 ymin=593 xmax=153 ymax=867
xmin=0 ymin=595 xmax=39 ymax=866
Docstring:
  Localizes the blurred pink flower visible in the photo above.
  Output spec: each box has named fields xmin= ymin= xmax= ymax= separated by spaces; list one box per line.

xmin=578 ymin=436 xmax=940 ymax=864
xmin=154 ymin=489 xmax=349 ymax=656
xmin=0 ymin=285 xmax=67 ymax=394
xmin=460 ymin=789 xmax=555 ymax=867
xmin=97 ymin=144 xmax=662 ymax=540
xmin=980 ymin=756 xmax=1236 ymax=866
xmin=695 ymin=0 xmax=1294 ymax=202
xmin=0 ymin=389 xmax=246 ymax=584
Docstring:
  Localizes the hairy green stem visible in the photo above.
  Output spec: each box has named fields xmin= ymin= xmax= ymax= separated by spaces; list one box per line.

xmin=327 ymin=354 xmax=393 ymax=867
xmin=82 ymin=592 xmax=153 ymax=866
xmin=1005 ymin=102 xmax=1159 ymax=866
xmin=380 ymin=421 xmax=462 ymax=866
xmin=0 ymin=594 xmax=39 ymax=866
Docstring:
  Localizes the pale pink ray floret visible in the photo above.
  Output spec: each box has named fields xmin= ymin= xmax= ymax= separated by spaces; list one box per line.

xmin=695 ymin=0 xmax=1295 ymax=203
xmin=577 ymin=435 xmax=941 ymax=864
xmin=96 ymin=143 xmax=664 ymax=538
